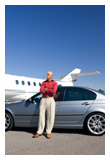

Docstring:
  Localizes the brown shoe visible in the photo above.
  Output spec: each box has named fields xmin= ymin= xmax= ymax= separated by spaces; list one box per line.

xmin=32 ymin=133 xmax=41 ymax=138
xmin=46 ymin=133 xmax=51 ymax=139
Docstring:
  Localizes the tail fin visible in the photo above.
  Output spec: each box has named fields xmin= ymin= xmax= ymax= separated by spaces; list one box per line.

xmin=61 ymin=68 xmax=81 ymax=82
xmin=61 ymin=68 xmax=100 ymax=82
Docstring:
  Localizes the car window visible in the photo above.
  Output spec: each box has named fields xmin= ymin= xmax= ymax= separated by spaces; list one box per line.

xmin=26 ymin=93 xmax=42 ymax=103
xmin=54 ymin=87 xmax=65 ymax=101
xmin=33 ymin=93 xmax=42 ymax=102
xmin=64 ymin=87 xmax=85 ymax=101
xmin=84 ymin=89 xmax=96 ymax=100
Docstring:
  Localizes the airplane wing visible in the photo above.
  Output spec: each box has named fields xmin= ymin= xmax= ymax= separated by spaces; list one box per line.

xmin=61 ymin=68 xmax=100 ymax=82
xmin=71 ymin=71 xmax=100 ymax=77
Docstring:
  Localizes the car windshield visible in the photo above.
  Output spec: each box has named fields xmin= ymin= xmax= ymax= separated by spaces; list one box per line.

xmin=26 ymin=92 xmax=42 ymax=102
xmin=33 ymin=93 xmax=43 ymax=100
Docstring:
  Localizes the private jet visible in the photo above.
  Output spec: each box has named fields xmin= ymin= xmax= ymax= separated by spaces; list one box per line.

xmin=5 ymin=68 xmax=100 ymax=102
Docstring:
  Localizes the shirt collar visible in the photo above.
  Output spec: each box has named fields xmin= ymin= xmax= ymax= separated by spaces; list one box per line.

xmin=46 ymin=79 xmax=54 ymax=82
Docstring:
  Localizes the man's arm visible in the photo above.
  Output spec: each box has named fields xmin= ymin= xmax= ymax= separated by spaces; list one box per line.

xmin=40 ymin=82 xmax=47 ymax=94
xmin=47 ymin=82 xmax=58 ymax=95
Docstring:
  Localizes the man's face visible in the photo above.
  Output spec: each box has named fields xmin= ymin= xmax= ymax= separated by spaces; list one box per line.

xmin=46 ymin=71 xmax=53 ymax=80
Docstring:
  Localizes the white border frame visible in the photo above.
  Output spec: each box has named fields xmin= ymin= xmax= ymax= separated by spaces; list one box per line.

xmin=0 ymin=0 xmax=109 ymax=159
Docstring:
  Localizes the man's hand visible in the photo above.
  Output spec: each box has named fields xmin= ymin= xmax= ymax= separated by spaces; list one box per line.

xmin=44 ymin=88 xmax=47 ymax=91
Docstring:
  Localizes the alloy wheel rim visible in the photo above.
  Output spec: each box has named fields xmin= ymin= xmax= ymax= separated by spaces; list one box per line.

xmin=87 ymin=114 xmax=105 ymax=135
xmin=5 ymin=113 xmax=10 ymax=129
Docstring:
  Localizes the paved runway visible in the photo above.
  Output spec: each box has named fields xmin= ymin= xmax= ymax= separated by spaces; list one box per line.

xmin=5 ymin=128 xmax=105 ymax=155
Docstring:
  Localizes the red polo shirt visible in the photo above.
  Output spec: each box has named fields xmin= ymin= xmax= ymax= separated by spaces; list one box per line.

xmin=40 ymin=79 xmax=58 ymax=98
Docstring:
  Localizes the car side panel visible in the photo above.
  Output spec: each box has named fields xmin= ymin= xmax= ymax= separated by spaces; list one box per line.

xmin=55 ymin=100 xmax=94 ymax=126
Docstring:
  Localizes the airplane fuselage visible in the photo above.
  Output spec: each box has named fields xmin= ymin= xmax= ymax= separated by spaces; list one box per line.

xmin=5 ymin=74 xmax=73 ymax=102
xmin=5 ymin=68 xmax=100 ymax=102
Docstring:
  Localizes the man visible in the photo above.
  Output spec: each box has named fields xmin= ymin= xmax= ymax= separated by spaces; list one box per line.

xmin=33 ymin=71 xmax=58 ymax=139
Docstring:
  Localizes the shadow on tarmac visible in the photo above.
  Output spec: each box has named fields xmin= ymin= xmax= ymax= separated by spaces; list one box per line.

xmin=9 ymin=127 xmax=92 ymax=136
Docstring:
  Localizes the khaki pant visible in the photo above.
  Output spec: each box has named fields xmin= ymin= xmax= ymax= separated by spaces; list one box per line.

xmin=37 ymin=97 xmax=55 ymax=134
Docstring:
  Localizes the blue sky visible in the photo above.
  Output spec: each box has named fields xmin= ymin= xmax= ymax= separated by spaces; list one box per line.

xmin=5 ymin=5 xmax=105 ymax=90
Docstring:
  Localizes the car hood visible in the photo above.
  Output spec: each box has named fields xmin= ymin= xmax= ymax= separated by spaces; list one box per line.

xmin=5 ymin=101 xmax=25 ymax=107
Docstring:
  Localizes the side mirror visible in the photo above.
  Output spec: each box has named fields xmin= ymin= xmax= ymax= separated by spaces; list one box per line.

xmin=29 ymin=98 xmax=33 ymax=103
xmin=29 ymin=98 xmax=37 ymax=104
xmin=33 ymin=100 xmax=37 ymax=105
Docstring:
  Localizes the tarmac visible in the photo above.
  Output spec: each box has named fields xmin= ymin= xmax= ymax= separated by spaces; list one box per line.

xmin=5 ymin=127 xmax=105 ymax=155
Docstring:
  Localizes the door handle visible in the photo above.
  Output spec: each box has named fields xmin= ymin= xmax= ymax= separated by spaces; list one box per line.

xmin=82 ymin=102 xmax=90 ymax=105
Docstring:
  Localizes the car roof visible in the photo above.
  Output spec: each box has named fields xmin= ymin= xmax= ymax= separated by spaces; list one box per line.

xmin=58 ymin=86 xmax=92 ymax=90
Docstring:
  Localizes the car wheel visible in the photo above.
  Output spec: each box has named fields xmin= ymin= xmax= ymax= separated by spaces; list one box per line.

xmin=5 ymin=111 xmax=13 ymax=131
xmin=85 ymin=113 xmax=105 ymax=136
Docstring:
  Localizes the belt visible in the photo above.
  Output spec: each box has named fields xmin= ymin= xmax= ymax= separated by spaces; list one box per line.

xmin=43 ymin=96 xmax=53 ymax=98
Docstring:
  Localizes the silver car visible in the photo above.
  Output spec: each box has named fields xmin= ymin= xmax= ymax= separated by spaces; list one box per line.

xmin=5 ymin=86 xmax=105 ymax=136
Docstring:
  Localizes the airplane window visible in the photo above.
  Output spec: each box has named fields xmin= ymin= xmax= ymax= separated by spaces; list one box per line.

xmin=39 ymin=83 xmax=41 ymax=86
xmin=15 ymin=80 xmax=19 ymax=85
xmin=22 ymin=81 xmax=25 ymax=85
xmin=28 ymin=81 xmax=31 ymax=86
xmin=33 ymin=82 xmax=36 ymax=86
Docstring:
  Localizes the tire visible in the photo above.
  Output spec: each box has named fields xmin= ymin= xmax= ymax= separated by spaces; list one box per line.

xmin=85 ymin=113 xmax=105 ymax=136
xmin=5 ymin=111 xmax=14 ymax=131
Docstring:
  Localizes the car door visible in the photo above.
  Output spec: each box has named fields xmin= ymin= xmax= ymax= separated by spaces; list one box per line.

xmin=15 ymin=89 xmax=64 ymax=127
xmin=54 ymin=87 xmax=65 ymax=126
xmin=15 ymin=93 xmax=42 ymax=127
xmin=57 ymin=87 xmax=96 ymax=125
